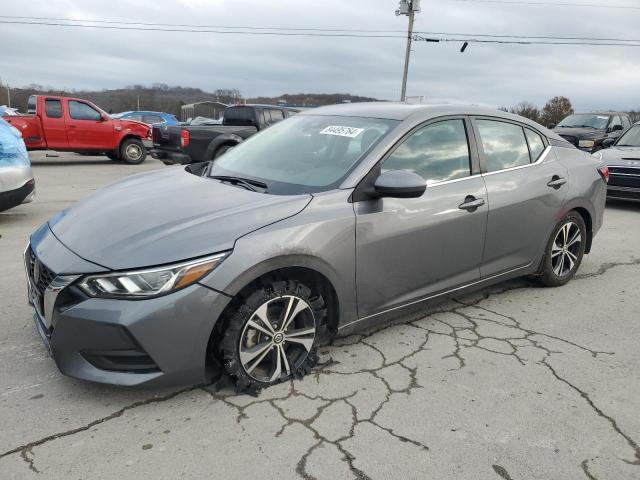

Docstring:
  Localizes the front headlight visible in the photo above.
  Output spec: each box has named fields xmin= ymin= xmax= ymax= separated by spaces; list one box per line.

xmin=78 ymin=252 xmax=229 ymax=299
xmin=579 ymin=139 xmax=595 ymax=149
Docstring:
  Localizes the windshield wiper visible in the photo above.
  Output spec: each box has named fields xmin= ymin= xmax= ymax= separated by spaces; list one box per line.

xmin=209 ymin=175 xmax=268 ymax=192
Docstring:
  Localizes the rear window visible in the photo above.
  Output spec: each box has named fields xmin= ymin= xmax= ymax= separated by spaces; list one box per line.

xmin=45 ymin=99 xmax=62 ymax=118
xmin=142 ymin=115 xmax=163 ymax=124
xmin=27 ymin=96 xmax=37 ymax=114
xmin=224 ymin=107 xmax=255 ymax=126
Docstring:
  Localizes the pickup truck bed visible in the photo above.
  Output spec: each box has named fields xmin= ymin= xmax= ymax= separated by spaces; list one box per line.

xmin=150 ymin=104 xmax=295 ymax=164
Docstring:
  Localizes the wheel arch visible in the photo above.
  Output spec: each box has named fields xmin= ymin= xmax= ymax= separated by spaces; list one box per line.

xmin=204 ymin=134 xmax=243 ymax=161
xmin=205 ymin=259 xmax=340 ymax=372
xmin=571 ymin=206 xmax=593 ymax=254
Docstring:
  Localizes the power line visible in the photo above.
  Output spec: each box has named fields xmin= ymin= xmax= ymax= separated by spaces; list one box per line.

xmin=453 ymin=0 xmax=640 ymax=9
xmin=413 ymin=34 xmax=640 ymax=47
xmin=2 ymin=19 xmax=640 ymax=47
xmin=0 ymin=15 xmax=406 ymax=33
xmin=415 ymin=31 xmax=640 ymax=43
xmin=0 ymin=20 xmax=404 ymax=38
xmin=1 ymin=15 xmax=638 ymax=44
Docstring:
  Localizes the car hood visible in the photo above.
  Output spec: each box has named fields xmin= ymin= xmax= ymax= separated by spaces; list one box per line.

xmin=48 ymin=168 xmax=312 ymax=270
xmin=599 ymin=146 xmax=640 ymax=165
xmin=553 ymin=127 xmax=604 ymax=139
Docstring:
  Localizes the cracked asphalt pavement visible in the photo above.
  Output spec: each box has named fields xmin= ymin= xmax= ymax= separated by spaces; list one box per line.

xmin=1 ymin=153 xmax=639 ymax=479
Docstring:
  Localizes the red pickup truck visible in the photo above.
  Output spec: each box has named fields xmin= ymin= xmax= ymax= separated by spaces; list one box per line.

xmin=3 ymin=95 xmax=152 ymax=164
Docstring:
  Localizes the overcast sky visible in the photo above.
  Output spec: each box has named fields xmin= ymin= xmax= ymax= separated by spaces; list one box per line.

xmin=1 ymin=0 xmax=639 ymax=111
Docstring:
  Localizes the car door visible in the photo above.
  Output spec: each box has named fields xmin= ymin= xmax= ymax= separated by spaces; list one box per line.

xmin=65 ymin=100 xmax=114 ymax=150
xmin=41 ymin=98 xmax=69 ymax=149
xmin=353 ymin=117 xmax=488 ymax=318
xmin=472 ymin=117 xmax=568 ymax=278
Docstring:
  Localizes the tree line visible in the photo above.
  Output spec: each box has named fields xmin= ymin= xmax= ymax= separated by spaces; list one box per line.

xmin=0 ymin=82 xmax=375 ymax=116
xmin=500 ymin=96 xmax=640 ymax=127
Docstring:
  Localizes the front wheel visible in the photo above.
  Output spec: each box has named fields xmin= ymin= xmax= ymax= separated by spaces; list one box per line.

xmin=119 ymin=138 xmax=146 ymax=164
xmin=220 ymin=280 xmax=324 ymax=393
xmin=537 ymin=211 xmax=586 ymax=287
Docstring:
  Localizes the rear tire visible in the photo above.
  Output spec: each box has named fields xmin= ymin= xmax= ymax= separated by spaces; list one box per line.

xmin=219 ymin=279 xmax=325 ymax=394
xmin=119 ymin=138 xmax=146 ymax=164
xmin=537 ymin=211 xmax=586 ymax=287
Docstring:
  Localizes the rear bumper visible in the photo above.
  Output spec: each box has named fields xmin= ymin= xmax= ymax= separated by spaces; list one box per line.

xmin=149 ymin=148 xmax=193 ymax=165
xmin=0 ymin=177 xmax=35 ymax=212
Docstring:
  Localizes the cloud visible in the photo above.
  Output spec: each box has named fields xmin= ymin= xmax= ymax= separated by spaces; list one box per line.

xmin=0 ymin=0 xmax=638 ymax=110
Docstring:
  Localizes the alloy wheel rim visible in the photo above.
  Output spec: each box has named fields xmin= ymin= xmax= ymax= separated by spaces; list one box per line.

xmin=239 ymin=295 xmax=316 ymax=383
xmin=551 ymin=221 xmax=582 ymax=277
xmin=126 ymin=144 xmax=142 ymax=160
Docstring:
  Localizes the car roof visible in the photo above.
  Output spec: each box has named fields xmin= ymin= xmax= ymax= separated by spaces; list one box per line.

xmin=298 ymin=102 xmax=561 ymax=137
xmin=573 ymin=112 xmax=628 ymax=117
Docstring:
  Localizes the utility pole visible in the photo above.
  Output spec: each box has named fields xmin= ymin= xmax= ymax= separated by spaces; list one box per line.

xmin=137 ymin=95 xmax=140 ymax=111
xmin=6 ymin=84 xmax=11 ymax=108
xmin=396 ymin=0 xmax=421 ymax=102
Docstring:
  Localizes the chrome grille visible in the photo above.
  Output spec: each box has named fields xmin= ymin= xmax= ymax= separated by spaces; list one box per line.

xmin=27 ymin=247 xmax=57 ymax=295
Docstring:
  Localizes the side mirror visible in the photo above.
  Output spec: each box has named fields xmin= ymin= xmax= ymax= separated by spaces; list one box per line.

xmin=373 ymin=170 xmax=426 ymax=199
xmin=601 ymin=138 xmax=616 ymax=149
xmin=609 ymin=124 xmax=623 ymax=132
xmin=100 ymin=115 xmax=109 ymax=122
xmin=548 ymin=123 xmax=556 ymax=129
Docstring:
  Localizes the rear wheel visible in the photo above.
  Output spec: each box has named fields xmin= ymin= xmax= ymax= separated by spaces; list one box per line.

xmin=537 ymin=211 xmax=586 ymax=287
xmin=119 ymin=138 xmax=146 ymax=164
xmin=220 ymin=280 xmax=324 ymax=393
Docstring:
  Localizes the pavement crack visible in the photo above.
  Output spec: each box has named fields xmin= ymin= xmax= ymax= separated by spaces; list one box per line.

xmin=20 ymin=448 xmax=39 ymax=474
xmin=492 ymin=464 xmax=514 ymax=480
xmin=581 ymin=459 xmax=598 ymax=480
xmin=0 ymin=383 xmax=204 ymax=461
xmin=542 ymin=359 xmax=640 ymax=466
xmin=574 ymin=258 xmax=640 ymax=280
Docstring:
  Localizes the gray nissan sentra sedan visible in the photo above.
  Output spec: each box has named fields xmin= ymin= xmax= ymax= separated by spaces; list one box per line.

xmin=24 ymin=103 xmax=608 ymax=391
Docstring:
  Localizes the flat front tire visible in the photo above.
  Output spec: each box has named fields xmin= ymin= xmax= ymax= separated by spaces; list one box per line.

xmin=119 ymin=138 xmax=146 ymax=164
xmin=220 ymin=280 xmax=325 ymax=393
xmin=537 ymin=211 xmax=586 ymax=287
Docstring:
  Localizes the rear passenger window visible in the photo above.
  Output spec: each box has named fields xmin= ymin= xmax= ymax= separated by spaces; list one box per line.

xmin=525 ymin=129 xmax=545 ymax=161
xmin=268 ymin=109 xmax=285 ymax=124
xmin=382 ymin=119 xmax=471 ymax=184
xmin=45 ymin=99 xmax=62 ymax=118
xmin=476 ymin=120 xmax=530 ymax=172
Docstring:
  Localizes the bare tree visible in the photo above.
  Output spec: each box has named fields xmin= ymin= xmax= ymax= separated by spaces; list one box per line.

xmin=509 ymin=101 xmax=541 ymax=123
xmin=541 ymin=96 xmax=574 ymax=127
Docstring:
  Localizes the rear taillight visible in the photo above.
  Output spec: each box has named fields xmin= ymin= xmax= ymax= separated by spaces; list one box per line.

xmin=180 ymin=129 xmax=190 ymax=148
xmin=598 ymin=166 xmax=609 ymax=183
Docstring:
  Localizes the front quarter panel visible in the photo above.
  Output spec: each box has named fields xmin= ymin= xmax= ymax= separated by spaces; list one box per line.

xmin=200 ymin=189 xmax=358 ymax=326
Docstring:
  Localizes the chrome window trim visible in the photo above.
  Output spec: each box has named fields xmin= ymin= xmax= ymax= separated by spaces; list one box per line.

xmin=426 ymin=173 xmax=482 ymax=187
xmin=482 ymin=145 xmax=552 ymax=177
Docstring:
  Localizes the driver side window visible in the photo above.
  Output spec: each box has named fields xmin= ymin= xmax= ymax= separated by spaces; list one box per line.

xmin=69 ymin=101 xmax=102 ymax=121
xmin=382 ymin=119 xmax=471 ymax=184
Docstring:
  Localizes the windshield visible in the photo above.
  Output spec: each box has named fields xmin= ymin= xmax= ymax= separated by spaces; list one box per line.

xmin=616 ymin=124 xmax=640 ymax=146
xmin=209 ymin=115 xmax=399 ymax=194
xmin=557 ymin=114 xmax=610 ymax=129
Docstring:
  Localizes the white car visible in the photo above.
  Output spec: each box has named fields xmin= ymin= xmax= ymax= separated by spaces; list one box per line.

xmin=0 ymin=117 xmax=35 ymax=212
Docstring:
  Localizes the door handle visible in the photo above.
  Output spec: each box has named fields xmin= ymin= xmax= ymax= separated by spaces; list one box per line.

xmin=68 ymin=124 xmax=77 ymax=128
xmin=458 ymin=195 xmax=485 ymax=212
xmin=547 ymin=176 xmax=566 ymax=189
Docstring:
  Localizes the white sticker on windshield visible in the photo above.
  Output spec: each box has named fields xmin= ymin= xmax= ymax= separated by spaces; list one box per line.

xmin=320 ymin=126 xmax=364 ymax=138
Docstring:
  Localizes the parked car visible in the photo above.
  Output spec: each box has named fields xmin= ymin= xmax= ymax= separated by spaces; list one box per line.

xmin=3 ymin=95 xmax=151 ymax=164
xmin=553 ymin=112 xmax=632 ymax=153
xmin=595 ymin=122 xmax=640 ymax=201
xmin=112 ymin=111 xmax=179 ymax=126
xmin=150 ymin=104 xmax=294 ymax=165
xmin=0 ymin=117 xmax=35 ymax=212
xmin=24 ymin=103 xmax=607 ymax=390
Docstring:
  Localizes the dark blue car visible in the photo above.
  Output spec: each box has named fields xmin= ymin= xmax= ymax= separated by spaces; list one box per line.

xmin=112 ymin=111 xmax=179 ymax=126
